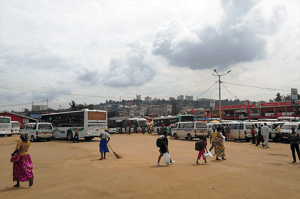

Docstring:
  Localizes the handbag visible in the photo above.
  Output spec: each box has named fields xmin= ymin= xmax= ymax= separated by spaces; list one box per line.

xmin=164 ymin=152 xmax=171 ymax=164
xmin=10 ymin=143 xmax=22 ymax=163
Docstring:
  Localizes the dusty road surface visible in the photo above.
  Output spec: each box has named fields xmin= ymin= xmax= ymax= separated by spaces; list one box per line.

xmin=1 ymin=134 xmax=299 ymax=199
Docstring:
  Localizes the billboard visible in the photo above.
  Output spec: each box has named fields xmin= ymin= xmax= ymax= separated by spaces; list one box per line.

xmin=291 ymin=88 xmax=298 ymax=107
xmin=88 ymin=112 xmax=106 ymax=120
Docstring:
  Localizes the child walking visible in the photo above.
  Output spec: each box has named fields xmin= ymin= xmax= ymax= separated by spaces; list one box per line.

xmin=196 ymin=137 xmax=208 ymax=164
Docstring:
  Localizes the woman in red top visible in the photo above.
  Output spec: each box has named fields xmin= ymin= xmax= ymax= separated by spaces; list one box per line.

xmin=196 ymin=137 xmax=208 ymax=164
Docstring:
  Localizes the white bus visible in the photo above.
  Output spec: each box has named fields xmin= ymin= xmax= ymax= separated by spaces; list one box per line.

xmin=0 ymin=116 xmax=12 ymax=137
xmin=277 ymin=117 xmax=300 ymax=122
xmin=40 ymin=109 xmax=107 ymax=141
xmin=11 ymin=121 xmax=21 ymax=135
xmin=153 ymin=115 xmax=195 ymax=135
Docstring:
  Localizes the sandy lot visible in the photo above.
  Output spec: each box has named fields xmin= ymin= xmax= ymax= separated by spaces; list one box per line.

xmin=0 ymin=133 xmax=299 ymax=199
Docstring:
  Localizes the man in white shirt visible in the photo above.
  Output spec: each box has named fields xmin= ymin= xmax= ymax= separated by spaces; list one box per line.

xmin=261 ymin=123 xmax=271 ymax=148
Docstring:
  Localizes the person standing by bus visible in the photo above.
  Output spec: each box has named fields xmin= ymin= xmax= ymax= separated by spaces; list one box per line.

xmin=288 ymin=127 xmax=300 ymax=163
xmin=251 ymin=125 xmax=256 ymax=144
xmin=11 ymin=133 xmax=34 ymax=187
xmin=261 ymin=123 xmax=271 ymax=148
xmin=99 ymin=127 xmax=110 ymax=160
xmin=73 ymin=125 xmax=79 ymax=143
xmin=274 ymin=125 xmax=280 ymax=143
xmin=255 ymin=125 xmax=262 ymax=146
xmin=225 ymin=125 xmax=231 ymax=141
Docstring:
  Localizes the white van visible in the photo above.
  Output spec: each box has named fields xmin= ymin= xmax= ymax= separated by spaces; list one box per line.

xmin=279 ymin=122 xmax=300 ymax=141
xmin=11 ymin=121 xmax=21 ymax=135
xmin=171 ymin=121 xmax=209 ymax=141
xmin=21 ymin=122 xmax=53 ymax=142
xmin=230 ymin=122 xmax=254 ymax=141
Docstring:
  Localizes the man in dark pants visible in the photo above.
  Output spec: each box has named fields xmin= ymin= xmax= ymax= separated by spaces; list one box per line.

xmin=251 ymin=125 xmax=256 ymax=144
xmin=255 ymin=125 xmax=263 ymax=146
xmin=73 ymin=125 xmax=79 ymax=143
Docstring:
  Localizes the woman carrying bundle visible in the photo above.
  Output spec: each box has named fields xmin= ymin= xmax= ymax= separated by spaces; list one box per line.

xmin=196 ymin=137 xmax=208 ymax=164
xmin=215 ymin=128 xmax=226 ymax=161
xmin=11 ymin=133 xmax=34 ymax=187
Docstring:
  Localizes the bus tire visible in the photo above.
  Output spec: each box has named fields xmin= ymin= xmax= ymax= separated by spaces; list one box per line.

xmin=46 ymin=138 xmax=50 ymax=141
xmin=67 ymin=131 xmax=73 ymax=141
xmin=173 ymin=133 xmax=178 ymax=139
xmin=187 ymin=134 xmax=193 ymax=141
xmin=84 ymin=137 xmax=92 ymax=141
xmin=7 ymin=134 xmax=12 ymax=137
xmin=0 ymin=135 xmax=5 ymax=137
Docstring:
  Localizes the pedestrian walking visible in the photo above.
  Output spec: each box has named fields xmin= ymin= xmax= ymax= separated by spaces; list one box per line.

xmin=11 ymin=133 xmax=34 ymax=187
xmin=225 ymin=125 xmax=231 ymax=141
xmin=160 ymin=123 xmax=166 ymax=135
xmin=99 ymin=127 xmax=110 ymax=160
xmin=288 ymin=127 xmax=300 ymax=163
xmin=209 ymin=129 xmax=218 ymax=154
xmin=196 ymin=137 xmax=208 ymax=164
xmin=261 ymin=123 xmax=271 ymax=148
xmin=274 ymin=125 xmax=280 ymax=143
xmin=251 ymin=125 xmax=256 ymax=144
xmin=157 ymin=131 xmax=175 ymax=166
xmin=256 ymin=125 xmax=263 ymax=146
xmin=73 ymin=125 xmax=79 ymax=143
xmin=215 ymin=128 xmax=226 ymax=160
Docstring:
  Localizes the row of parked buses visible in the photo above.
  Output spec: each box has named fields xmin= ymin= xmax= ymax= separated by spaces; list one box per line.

xmin=0 ymin=116 xmax=21 ymax=137
xmin=169 ymin=117 xmax=300 ymax=142
xmin=0 ymin=109 xmax=108 ymax=142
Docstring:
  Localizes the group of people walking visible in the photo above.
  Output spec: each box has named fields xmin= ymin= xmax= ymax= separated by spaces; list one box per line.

xmin=10 ymin=124 xmax=300 ymax=187
xmin=157 ymin=127 xmax=226 ymax=166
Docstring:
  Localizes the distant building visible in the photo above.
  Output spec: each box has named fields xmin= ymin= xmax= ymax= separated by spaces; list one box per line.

xmin=136 ymin=95 xmax=141 ymax=100
xmin=185 ymin=95 xmax=193 ymax=101
xmin=169 ymin=97 xmax=175 ymax=101
xmin=32 ymin=105 xmax=47 ymax=111
xmin=178 ymin=95 xmax=184 ymax=101
xmin=0 ymin=111 xmax=37 ymax=126
xmin=145 ymin=96 xmax=151 ymax=102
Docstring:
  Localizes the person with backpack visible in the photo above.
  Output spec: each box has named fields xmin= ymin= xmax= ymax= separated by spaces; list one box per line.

xmin=288 ymin=127 xmax=300 ymax=163
xmin=196 ymin=137 xmax=208 ymax=164
xmin=157 ymin=131 xmax=175 ymax=166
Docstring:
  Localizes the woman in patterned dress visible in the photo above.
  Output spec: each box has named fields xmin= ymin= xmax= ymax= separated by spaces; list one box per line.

xmin=11 ymin=133 xmax=34 ymax=187
xmin=215 ymin=129 xmax=226 ymax=161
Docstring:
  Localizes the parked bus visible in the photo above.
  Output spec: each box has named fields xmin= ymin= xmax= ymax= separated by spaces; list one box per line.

xmin=11 ymin=121 xmax=21 ymax=135
xmin=41 ymin=109 xmax=107 ymax=141
xmin=125 ymin=118 xmax=148 ymax=133
xmin=277 ymin=117 xmax=300 ymax=122
xmin=153 ymin=115 xmax=195 ymax=134
xmin=0 ymin=116 xmax=12 ymax=137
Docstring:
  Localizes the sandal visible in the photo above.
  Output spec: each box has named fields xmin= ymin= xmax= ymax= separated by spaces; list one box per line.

xmin=99 ymin=158 xmax=104 ymax=160
xmin=216 ymin=158 xmax=220 ymax=160
xmin=196 ymin=161 xmax=199 ymax=164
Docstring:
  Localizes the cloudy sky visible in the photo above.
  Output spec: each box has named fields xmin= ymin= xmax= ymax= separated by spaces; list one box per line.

xmin=0 ymin=0 xmax=299 ymax=111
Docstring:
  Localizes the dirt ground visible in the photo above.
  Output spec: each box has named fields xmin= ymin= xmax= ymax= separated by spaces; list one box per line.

xmin=0 ymin=133 xmax=299 ymax=199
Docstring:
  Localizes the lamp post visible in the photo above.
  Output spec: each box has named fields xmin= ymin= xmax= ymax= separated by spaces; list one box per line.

xmin=212 ymin=69 xmax=231 ymax=123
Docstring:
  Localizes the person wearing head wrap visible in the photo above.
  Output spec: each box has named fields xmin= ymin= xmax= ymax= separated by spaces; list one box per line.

xmin=99 ymin=127 xmax=110 ymax=160
xmin=215 ymin=128 xmax=226 ymax=160
xmin=11 ymin=133 xmax=34 ymax=187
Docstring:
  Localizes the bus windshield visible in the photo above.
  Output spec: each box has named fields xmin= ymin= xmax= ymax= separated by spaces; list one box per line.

xmin=180 ymin=116 xmax=195 ymax=122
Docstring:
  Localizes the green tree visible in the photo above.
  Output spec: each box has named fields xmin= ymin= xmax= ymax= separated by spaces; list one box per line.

xmin=274 ymin=93 xmax=282 ymax=102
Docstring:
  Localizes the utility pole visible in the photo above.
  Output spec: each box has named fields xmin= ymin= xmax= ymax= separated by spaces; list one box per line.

xmin=47 ymin=98 xmax=48 ymax=113
xmin=213 ymin=69 xmax=231 ymax=122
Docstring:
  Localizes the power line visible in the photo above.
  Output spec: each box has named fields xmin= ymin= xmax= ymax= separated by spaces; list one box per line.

xmin=221 ymin=82 xmax=238 ymax=99
xmin=0 ymin=100 xmax=47 ymax=107
xmin=222 ymin=81 xmax=291 ymax=92
xmin=196 ymin=82 xmax=217 ymax=98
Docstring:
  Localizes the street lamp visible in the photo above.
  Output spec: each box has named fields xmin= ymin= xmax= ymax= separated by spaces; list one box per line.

xmin=212 ymin=69 xmax=231 ymax=122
